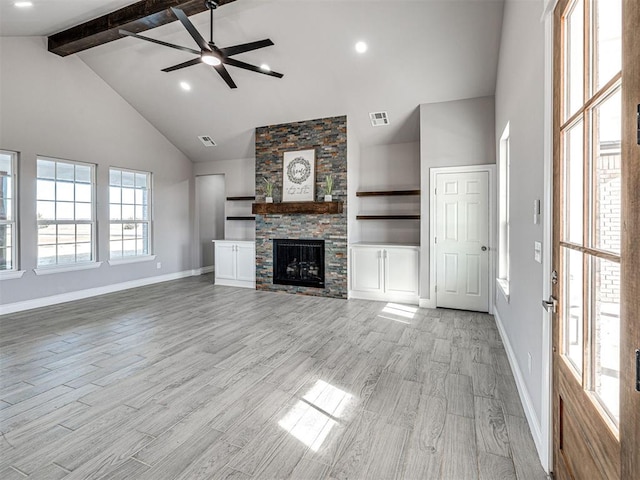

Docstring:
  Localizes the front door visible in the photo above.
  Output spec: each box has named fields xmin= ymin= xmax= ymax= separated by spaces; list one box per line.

xmin=551 ymin=0 xmax=638 ymax=478
xmin=435 ymin=170 xmax=490 ymax=312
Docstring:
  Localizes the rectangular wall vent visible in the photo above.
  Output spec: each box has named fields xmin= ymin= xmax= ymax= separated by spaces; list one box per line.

xmin=369 ymin=111 xmax=390 ymax=127
xmin=198 ymin=135 xmax=217 ymax=147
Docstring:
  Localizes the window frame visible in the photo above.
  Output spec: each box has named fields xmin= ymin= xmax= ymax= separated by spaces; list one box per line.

xmin=36 ymin=156 xmax=97 ymax=270
xmin=108 ymin=167 xmax=153 ymax=261
xmin=497 ymin=123 xmax=511 ymax=300
xmin=0 ymin=150 xmax=18 ymax=274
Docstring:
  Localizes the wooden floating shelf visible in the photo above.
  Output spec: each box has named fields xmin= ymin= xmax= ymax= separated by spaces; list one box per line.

xmin=356 ymin=189 xmax=420 ymax=197
xmin=252 ymin=201 xmax=344 ymax=215
xmin=226 ymin=196 xmax=256 ymax=201
xmin=356 ymin=215 xmax=421 ymax=220
xmin=226 ymin=216 xmax=256 ymax=221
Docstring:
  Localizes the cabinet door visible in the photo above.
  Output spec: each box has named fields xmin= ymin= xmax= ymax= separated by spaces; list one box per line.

xmin=215 ymin=243 xmax=236 ymax=280
xmin=235 ymin=243 xmax=256 ymax=282
xmin=384 ymin=247 xmax=419 ymax=295
xmin=350 ymin=247 xmax=383 ymax=293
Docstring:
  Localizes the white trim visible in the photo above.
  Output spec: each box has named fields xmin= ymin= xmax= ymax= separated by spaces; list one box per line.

xmin=496 ymin=278 xmax=511 ymax=302
xmin=538 ymin=7 xmax=555 ymax=474
xmin=429 ymin=164 xmax=497 ymax=314
xmin=214 ymin=278 xmax=255 ymax=289
xmin=0 ymin=269 xmax=195 ymax=315
xmin=192 ymin=265 xmax=214 ymax=276
xmin=494 ymin=308 xmax=545 ymax=465
xmin=34 ymin=262 xmax=103 ymax=276
xmin=107 ymin=255 xmax=156 ymax=266
xmin=419 ymin=297 xmax=436 ymax=309
xmin=0 ymin=270 xmax=26 ymax=280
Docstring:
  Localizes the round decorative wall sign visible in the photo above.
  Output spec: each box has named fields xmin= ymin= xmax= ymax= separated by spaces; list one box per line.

xmin=286 ymin=157 xmax=311 ymax=185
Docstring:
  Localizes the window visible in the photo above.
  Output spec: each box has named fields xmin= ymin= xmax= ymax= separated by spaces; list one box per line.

xmin=36 ymin=157 xmax=95 ymax=267
xmin=497 ymin=123 xmax=510 ymax=298
xmin=0 ymin=150 xmax=18 ymax=271
xmin=109 ymin=168 xmax=151 ymax=259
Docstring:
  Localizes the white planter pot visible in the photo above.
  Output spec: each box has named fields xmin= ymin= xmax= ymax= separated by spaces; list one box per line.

xmin=324 ymin=194 xmax=333 ymax=202
xmin=265 ymin=197 xmax=273 ymax=203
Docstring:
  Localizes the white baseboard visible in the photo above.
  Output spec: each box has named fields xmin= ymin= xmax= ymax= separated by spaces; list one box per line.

xmin=191 ymin=265 xmax=214 ymax=276
xmin=493 ymin=307 xmax=544 ymax=466
xmin=0 ymin=270 xmax=196 ymax=316
xmin=419 ymin=297 xmax=436 ymax=309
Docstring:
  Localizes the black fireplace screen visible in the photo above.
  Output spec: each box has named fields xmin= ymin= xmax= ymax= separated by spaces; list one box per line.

xmin=273 ymin=239 xmax=325 ymax=288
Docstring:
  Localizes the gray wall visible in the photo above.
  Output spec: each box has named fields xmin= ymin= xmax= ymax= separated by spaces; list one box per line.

xmin=193 ymin=157 xmax=255 ymax=242
xmin=494 ymin=0 xmax=546 ymax=430
xmin=195 ymin=175 xmax=225 ymax=269
xmin=358 ymin=142 xmax=420 ymax=245
xmin=419 ymin=96 xmax=496 ymax=298
xmin=0 ymin=37 xmax=194 ymax=305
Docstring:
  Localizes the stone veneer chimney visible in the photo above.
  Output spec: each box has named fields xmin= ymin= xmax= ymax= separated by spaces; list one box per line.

xmin=254 ymin=115 xmax=348 ymax=299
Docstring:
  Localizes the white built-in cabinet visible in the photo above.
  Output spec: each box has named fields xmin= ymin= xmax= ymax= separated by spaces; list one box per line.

xmin=213 ymin=240 xmax=256 ymax=289
xmin=349 ymin=243 xmax=419 ymax=304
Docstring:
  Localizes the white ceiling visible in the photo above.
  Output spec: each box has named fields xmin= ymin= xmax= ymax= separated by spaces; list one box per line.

xmin=0 ymin=0 xmax=505 ymax=162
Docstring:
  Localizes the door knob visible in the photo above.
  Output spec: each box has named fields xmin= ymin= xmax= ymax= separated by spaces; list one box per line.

xmin=481 ymin=246 xmax=488 ymax=251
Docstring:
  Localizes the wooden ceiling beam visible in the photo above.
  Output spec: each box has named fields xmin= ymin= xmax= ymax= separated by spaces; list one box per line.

xmin=48 ymin=0 xmax=237 ymax=57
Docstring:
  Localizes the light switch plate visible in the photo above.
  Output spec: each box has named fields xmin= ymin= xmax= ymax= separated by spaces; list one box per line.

xmin=534 ymin=241 xmax=542 ymax=263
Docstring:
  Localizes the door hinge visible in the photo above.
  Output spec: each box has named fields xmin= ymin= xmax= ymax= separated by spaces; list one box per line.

xmin=434 ymin=188 xmax=437 ymax=195
xmin=435 ymin=285 xmax=437 ymax=293
xmin=434 ymin=237 xmax=437 ymax=244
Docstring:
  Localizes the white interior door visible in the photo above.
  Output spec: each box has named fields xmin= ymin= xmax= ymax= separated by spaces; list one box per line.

xmin=435 ymin=171 xmax=489 ymax=312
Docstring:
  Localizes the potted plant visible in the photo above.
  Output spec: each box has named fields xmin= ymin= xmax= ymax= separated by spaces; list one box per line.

xmin=323 ymin=175 xmax=334 ymax=202
xmin=264 ymin=177 xmax=275 ymax=203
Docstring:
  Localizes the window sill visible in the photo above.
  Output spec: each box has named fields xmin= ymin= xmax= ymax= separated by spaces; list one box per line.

xmin=34 ymin=262 xmax=102 ymax=276
xmin=108 ymin=255 xmax=156 ymax=266
xmin=497 ymin=278 xmax=510 ymax=303
xmin=0 ymin=270 xmax=26 ymax=280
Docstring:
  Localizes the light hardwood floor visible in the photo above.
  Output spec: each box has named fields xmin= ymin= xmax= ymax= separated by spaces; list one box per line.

xmin=0 ymin=275 xmax=548 ymax=479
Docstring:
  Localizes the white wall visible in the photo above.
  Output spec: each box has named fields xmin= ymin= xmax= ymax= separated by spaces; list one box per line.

xmin=419 ymin=96 xmax=496 ymax=299
xmin=196 ymin=175 xmax=225 ymax=269
xmin=357 ymin=142 xmax=420 ymax=244
xmin=494 ymin=0 xmax=547 ymax=466
xmin=0 ymin=37 xmax=194 ymax=306
xmin=193 ymin=158 xmax=255 ymax=241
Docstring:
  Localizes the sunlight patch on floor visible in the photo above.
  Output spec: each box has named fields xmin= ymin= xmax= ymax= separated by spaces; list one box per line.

xmin=278 ymin=380 xmax=354 ymax=451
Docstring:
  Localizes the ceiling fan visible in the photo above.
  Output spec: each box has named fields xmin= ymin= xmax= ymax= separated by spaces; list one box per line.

xmin=118 ymin=0 xmax=283 ymax=89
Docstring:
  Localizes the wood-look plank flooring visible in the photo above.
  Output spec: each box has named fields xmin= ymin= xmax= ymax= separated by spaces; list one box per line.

xmin=0 ymin=275 xmax=549 ymax=479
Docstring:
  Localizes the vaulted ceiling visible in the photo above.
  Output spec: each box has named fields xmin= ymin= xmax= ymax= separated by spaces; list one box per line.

xmin=0 ymin=0 xmax=505 ymax=162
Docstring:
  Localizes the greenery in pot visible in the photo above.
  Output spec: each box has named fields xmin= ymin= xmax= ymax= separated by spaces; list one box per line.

xmin=323 ymin=175 xmax=334 ymax=199
xmin=263 ymin=177 xmax=275 ymax=199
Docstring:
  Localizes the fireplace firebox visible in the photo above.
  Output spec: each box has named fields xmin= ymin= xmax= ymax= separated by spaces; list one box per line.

xmin=273 ymin=239 xmax=325 ymax=288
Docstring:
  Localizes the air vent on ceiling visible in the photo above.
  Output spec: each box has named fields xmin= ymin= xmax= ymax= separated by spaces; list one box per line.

xmin=198 ymin=135 xmax=217 ymax=147
xmin=369 ymin=111 xmax=390 ymax=127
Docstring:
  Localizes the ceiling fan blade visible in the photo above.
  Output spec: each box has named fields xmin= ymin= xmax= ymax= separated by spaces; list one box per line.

xmin=170 ymin=7 xmax=211 ymax=53
xmin=219 ymin=39 xmax=274 ymax=57
xmin=162 ymin=57 xmax=203 ymax=73
xmin=213 ymin=64 xmax=237 ymax=89
xmin=223 ymin=57 xmax=284 ymax=78
xmin=119 ymin=29 xmax=200 ymax=55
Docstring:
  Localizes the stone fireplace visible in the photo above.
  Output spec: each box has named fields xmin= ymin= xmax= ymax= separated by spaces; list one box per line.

xmin=254 ymin=115 xmax=347 ymax=299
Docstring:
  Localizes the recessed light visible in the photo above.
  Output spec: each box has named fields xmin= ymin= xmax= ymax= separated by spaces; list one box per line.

xmin=355 ymin=41 xmax=368 ymax=54
xmin=14 ymin=1 xmax=33 ymax=7
xmin=260 ymin=64 xmax=271 ymax=72
xmin=180 ymin=81 xmax=191 ymax=91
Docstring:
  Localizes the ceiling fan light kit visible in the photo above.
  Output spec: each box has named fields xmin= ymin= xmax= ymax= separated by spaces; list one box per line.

xmin=118 ymin=1 xmax=283 ymax=89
